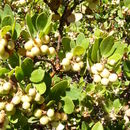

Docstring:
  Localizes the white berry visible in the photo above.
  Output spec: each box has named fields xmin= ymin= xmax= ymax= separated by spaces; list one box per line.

xmin=31 ymin=46 xmax=40 ymax=56
xmin=76 ymin=56 xmax=81 ymax=62
xmin=101 ymin=78 xmax=109 ymax=86
xmin=12 ymin=96 xmax=21 ymax=105
xmin=48 ymin=47 xmax=55 ymax=55
xmin=0 ymin=102 xmax=5 ymax=110
xmin=95 ymin=63 xmax=104 ymax=71
xmin=56 ymin=123 xmax=65 ymax=130
xmin=42 ymin=35 xmax=50 ymax=44
xmin=72 ymin=63 xmax=81 ymax=72
xmin=0 ymin=44 xmax=5 ymax=55
xmin=109 ymin=73 xmax=118 ymax=82
xmin=91 ymin=65 xmax=98 ymax=74
xmin=47 ymin=109 xmax=55 ymax=117
xmin=61 ymin=58 xmax=70 ymax=66
xmin=5 ymin=103 xmax=14 ymax=112
xmin=22 ymin=102 xmax=30 ymax=109
xmin=21 ymin=95 xmax=32 ymax=102
xmin=24 ymin=40 xmax=34 ymax=50
xmin=61 ymin=113 xmax=68 ymax=121
xmin=63 ymin=65 xmax=71 ymax=71
xmin=100 ymin=68 xmax=110 ymax=78
xmin=28 ymin=88 xmax=36 ymax=96
xmin=108 ymin=59 xmax=116 ymax=66
xmin=40 ymin=45 xmax=49 ymax=55
xmin=78 ymin=61 xmax=84 ymax=68
xmin=0 ymin=38 xmax=7 ymax=46
xmin=3 ymin=82 xmax=12 ymax=91
xmin=34 ymin=93 xmax=41 ymax=102
xmin=66 ymin=52 xmax=73 ymax=60
xmin=93 ymin=75 xmax=101 ymax=83
xmin=40 ymin=116 xmax=49 ymax=125
xmin=35 ymin=37 xmax=42 ymax=47
xmin=34 ymin=109 xmax=42 ymax=118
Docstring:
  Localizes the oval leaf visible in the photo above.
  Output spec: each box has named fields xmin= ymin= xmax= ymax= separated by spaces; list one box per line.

xmin=92 ymin=122 xmax=104 ymax=130
xmin=73 ymin=46 xmax=85 ymax=56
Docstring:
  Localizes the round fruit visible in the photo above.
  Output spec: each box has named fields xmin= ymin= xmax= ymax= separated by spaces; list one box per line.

xmin=47 ymin=108 xmax=55 ymax=117
xmin=0 ymin=44 xmax=5 ymax=55
xmin=31 ymin=46 xmax=40 ymax=56
xmin=72 ymin=63 xmax=81 ymax=72
xmin=24 ymin=40 xmax=34 ymax=50
xmin=37 ymin=96 xmax=45 ymax=104
xmin=7 ymin=41 xmax=15 ymax=50
xmin=22 ymin=102 xmax=30 ymax=109
xmin=12 ymin=96 xmax=21 ymax=105
xmin=0 ymin=87 xmax=4 ymax=94
xmin=26 ymin=51 xmax=33 ymax=58
xmin=5 ymin=103 xmax=14 ymax=112
xmin=61 ymin=113 xmax=68 ymax=121
xmin=54 ymin=112 xmax=61 ymax=121
xmin=108 ymin=59 xmax=116 ymax=66
xmin=35 ymin=37 xmax=42 ymax=47
xmin=42 ymin=35 xmax=50 ymax=44
xmin=0 ymin=38 xmax=7 ymax=46
xmin=48 ymin=47 xmax=55 ymax=55
xmin=61 ymin=58 xmax=70 ymax=66
xmin=76 ymin=56 xmax=81 ymax=62
xmin=34 ymin=109 xmax=42 ymax=118
xmin=109 ymin=73 xmax=118 ymax=82
xmin=93 ymin=75 xmax=101 ymax=83
xmin=63 ymin=65 xmax=71 ymax=71
xmin=56 ymin=123 xmax=65 ymax=130
xmin=19 ymin=0 xmax=26 ymax=5
xmin=125 ymin=109 xmax=130 ymax=117
xmin=21 ymin=95 xmax=32 ymax=102
xmin=78 ymin=61 xmax=84 ymax=68
xmin=3 ymin=82 xmax=12 ymax=91
xmin=28 ymin=88 xmax=36 ymax=96
xmin=95 ymin=63 xmax=104 ymax=72
xmin=101 ymin=78 xmax=109 ymax=86
xmin=91 ymin=65 xmax=98 ymax=74
xmin=40 ymin=45 xmax=49 ymax=55
xmin=100 ymin=68 xmax=110 ymax=78
xmin=1 ymin=52 xmax=9 ymax=60
xmin=66 ymin=52 xmax=73 ymax=60
xmin=0 ymin=102 xmax=5 ymax=110
xmin=40 ymin=116 xmax=49 ymax=125
xmin=34 ymin=93 xmax=41 ymax=102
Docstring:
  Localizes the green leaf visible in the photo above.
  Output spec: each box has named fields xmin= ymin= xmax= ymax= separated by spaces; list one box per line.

xmin=100 ymin=36 xmax=114 ymax=56
xmin=62 ymin=96 xmax=74 ymax=114
xmin=62 ymin=37 xmax=71 ymax=52
xmin=21 ymin=58 xmax=33 ymax=76
xmin=33 ymin=82 xmax=46 ymax=94
xmin=15 ymin=66 xmax=24 ymax=81
xmin=0 ymin=25 xmax=11 ymax=37
xmin=73 ymin=46 xmax=85 ymax=56
xmin=0 ymin=67 xmax=9 ymax=77
xmin=92 ymin=122 xmax=104 ymax=130
xmin=124 ymin=0 xmax=130 ymax=8
xmin=50 ymin=80 xmax=68 ymax=100
xmin=36 ymin=12 xmax=48 ymax=31
xmin=82 ymin=121 xmax=89 ymax=130
xmin=2 ymin=16 xmax=13 ymax=27
xmin=113 ymin=99 xmax=121 ymax=114
xmin=30 ymin=69 xmax=45 ymax=83
xmin=9 ymin=52 xmax=20 ymax=68
xmin=4 ymin=4 xmax=13 ymax=18
xmin=26 ymin=14 xmax=36 ymax=37
xmin=80 ymin=38 xmax=90 ymax=50
xmin=123 ymin=60 xmax=130 ymax=79
xmin=76 ymin=33 xmax=85 ymax=45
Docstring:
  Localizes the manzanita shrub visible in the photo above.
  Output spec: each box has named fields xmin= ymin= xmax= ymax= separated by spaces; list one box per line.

xmin=0 ymin=0 xmax=130 ymax=130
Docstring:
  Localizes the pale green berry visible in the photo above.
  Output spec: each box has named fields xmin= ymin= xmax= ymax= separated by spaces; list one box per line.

xmin=101 ymin=78 xmax=109 ymax=86
xmin=78 ymin=61 xmax=84 ymax=68
xmin=3 ymin=82 xmax=12 ymax=91
xmin=35 ymin=37 xmax=42 ymax=47
xmin=56 ymin=123 xmax=65 ymax=130
xmin=91 ymin=65 xmax=98 ymax=74
xmin=1 ymin=52 xmax=9 ymax=60
xmin=34 ymin=109 xmax=42 ymax=118
xmin=76 ymin=56 xmax=81 ymax=62
xmin=61 ymin=58 xmax=70 ymax=66
xmin=34 ymin=93 xmax=41 ymax=102
xmin=63 ymin=65 xmax=71 ymax=71
xmin=31 ymin=46 xmax=40 ymax=56
xmin=100 ymin=68 xmax=110 ymax=78
xmin=24 ymin=40 xmax=34 ymax=50
xmin=5 ymin=103 xmax=14 ymax=112
xmin=21 ymin=95 xmax=32 ymax=102
xmin=42 ymin=35 xmax=50 ymax=44
xmin=37 ymin=96 xmax=45 ymax=104
xmin=22 ymin=102 xmax=30 ymax=109
xmin=93 ymin=75 xmax=101 ymax=83
xmin=0 ymin=102 xmax=5 ymax=110
xmin=61 ymin=113 xmax=68 ymax=121
xmin=48 ymin=47 xmax=55 ymax=55
xmin=7 ymin=41 xmax=15 ymax=50
xmin=108 ymin=59 xmax=116 ymax=66
xmin=47 ymin=108 xmax=55 ymax=117
xmin=72 ymin=63 xmax=81 ymax=72
xmin=40 ymin=45 xmax=49 ymax=55
xmin=0 ymin=44 xmax=5 ymax=55
xmin=40 ymin=116 xmax=49 ymax=125
xmin=54 ymin=112 xmax=61 ymax=121
xmin=11 ymin=96 xmax=21 ymax=105
xmin=0 ymin=38 xmax=7 ymax=47
xmin=66 ymin=52 xmax=73 ymax=60
xmin=28 ymin=88 xmax=36 ymax=97
xmin=109 ymin=73 xmax=118 ymax=82
xmin=95 ymin=63 xmax=104 ymax=72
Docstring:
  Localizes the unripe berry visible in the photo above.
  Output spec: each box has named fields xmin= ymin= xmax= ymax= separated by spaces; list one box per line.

xmin=0 ymin=44 xmax=5 ymax=55
xmin=3 ymin=82 xmax=12 ymax=91
xmin=66 ymin=52 xmax=73 ymax=60
xmin=54 ymin=112 xmax=61 ymax=121
xmin=63 ymin=65 xmax=71 ymax=71
xmin=76 ymin=56 xmax=81 ymax=62
xmin=1 ymin=52 xmax=9 ymax=60
xmin=5 ymin=103 xmax=14 ymax=112
xmin=101 ymin=78 xmax=109 ymax=86
xmin=21 ymin=95 xmax=32 ymax=102
xmin=78 ymin=61 xmax=84 ymax=68
xmin=40 ymin=45 xmax=49 ymax=55
xmin=40 ymin=116 xmax=49 ymax=125
xmin=0 ymin=110 xmax=5 ymax=124
xmin=0 ymin=38 xmax=7 ymax=46
xmin=47 ymin=108 xmax=55 ymax=117
xmin=7 ymin=41 xmax=15 ymax=50
xmin=0 ymin=87 xmax=4 ymax=94
xmin=26 ymin=51 xmax=34 ymax=58
xmin=19 ymin=0 xmax=26 ymax=4
xmin=56 ymin=123 xmax=65 ymax=130
xmin=93 ymin=75 xmax=101 ymax=83
xmin=95 ymin=63 xmax=104 ymax=72
xmin=100 ymin=68 xmax=110 ymax=78
xmin=72 ymin=63 xmax=81 ymax=72
xmin=61 ymin=113 xmax=68 ymax=121
xmin=37 ymin=96 xmax=45 ymax=104
xmin=24 ymin=40 xmax=34 ymax=50
xmin=48 ymin=47 xmax=55 ymax=55
xmin=35 ymin=37 xmax=42 ymax=47
xmin=109 ymin=73 xmax=118 ymax=82
xmin=42 ymin=35 xmax=50 ymax=44
xmin=34 ymin=109 xmax=42 ymax=118
xmin=22 ymin=102 xmax=30 ymax=109
xmin=108 ymin=59 xmax=116 ymax=66
xmin=28 ymin=88 xmax=36 ymax=97
xmin=31 ymin=46 xmax=40 ymax=56
xmin=11 ymin=96 xmax=21 ymax=105
xmin=0 ymin=102 xmax=5 ymax=110
xmin=91 ymin=65 xmax=98 ymax=74
xmin=61 ymin=58 xmax=70 ymax=66
xmin=34 ymin=93 xmax=41 ymax=102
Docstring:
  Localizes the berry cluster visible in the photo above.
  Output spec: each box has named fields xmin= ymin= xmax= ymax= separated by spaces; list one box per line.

xmin=24 ymin=35 xmax=55 ymax=58
xmin=61 ymin=52 xmax=84 ymax=72
xmin=0 ymin=38 xmax=15 ymax=60
xmin=91 ymin=63 xmax=118 ymax=85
